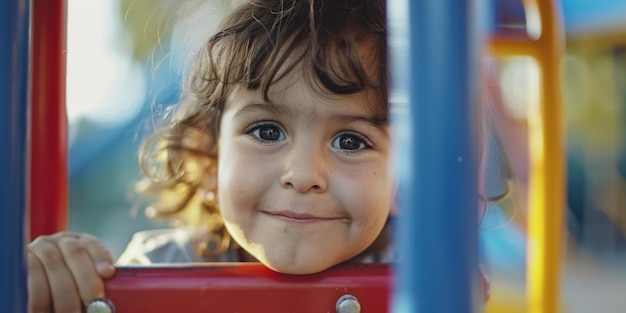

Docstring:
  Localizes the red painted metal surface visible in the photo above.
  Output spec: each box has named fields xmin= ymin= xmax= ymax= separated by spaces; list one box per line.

xmin=30 ymin=0 xmax=68 ymax=240
xmin=105 ymin=263 xmax=391 ymax=312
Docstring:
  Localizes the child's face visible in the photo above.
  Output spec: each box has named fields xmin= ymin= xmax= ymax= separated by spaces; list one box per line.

xmin=216 ymin=65 xmax=394 ymax=274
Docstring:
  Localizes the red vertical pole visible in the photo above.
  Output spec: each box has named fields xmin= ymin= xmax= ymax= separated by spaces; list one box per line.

xmin=30 ymin=0 xmax=68 ymax=239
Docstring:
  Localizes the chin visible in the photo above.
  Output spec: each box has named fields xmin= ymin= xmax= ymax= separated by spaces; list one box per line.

xmin=257 ymin=250 xmax=351 ymax=275
xmin=262 ymin=260 xmax=335 ymax=275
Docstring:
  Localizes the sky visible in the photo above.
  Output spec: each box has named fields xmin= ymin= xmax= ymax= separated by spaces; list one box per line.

xmin=66 ymin=0 xmax=145 ymax=131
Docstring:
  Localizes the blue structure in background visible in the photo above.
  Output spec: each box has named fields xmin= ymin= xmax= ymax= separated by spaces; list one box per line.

xmin=0 ymin=0 xmax=30 ymax=312
xmin=561 ymin=0 xmax=626 ymax=33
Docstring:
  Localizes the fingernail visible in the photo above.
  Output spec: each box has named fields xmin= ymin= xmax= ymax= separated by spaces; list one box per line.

xmin=97 ymin=262 xmax=115 ymax=274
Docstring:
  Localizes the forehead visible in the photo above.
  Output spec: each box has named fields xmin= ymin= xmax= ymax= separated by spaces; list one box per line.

xmin=267 ymin=51 xmax=388 ymax=119
xmin=225 ymin=62 xmax=386 ymax=123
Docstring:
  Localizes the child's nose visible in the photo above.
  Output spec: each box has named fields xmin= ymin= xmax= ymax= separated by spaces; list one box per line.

xmin=279 ymin=144 xmax=328 ymax=194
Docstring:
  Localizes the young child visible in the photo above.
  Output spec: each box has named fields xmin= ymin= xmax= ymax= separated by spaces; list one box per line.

xmin=27 ymin=0 xmax=395 ymax=311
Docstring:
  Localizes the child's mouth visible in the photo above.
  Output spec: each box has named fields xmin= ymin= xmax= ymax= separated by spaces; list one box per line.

xmin=261 ymin=210 xmax=350 ymax=224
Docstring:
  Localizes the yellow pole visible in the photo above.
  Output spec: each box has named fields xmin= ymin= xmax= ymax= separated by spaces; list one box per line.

xmin=488 ymin=0 xmax=566 ymax=311
xmin=523 ymin=0 xmax=566 ymax=312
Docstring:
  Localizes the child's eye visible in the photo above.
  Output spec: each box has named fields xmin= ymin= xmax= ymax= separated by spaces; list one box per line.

xmin=331 ymin=132 xmax=371 ymax=151
xmin=246 ymin=122 xmax=286 ymax=143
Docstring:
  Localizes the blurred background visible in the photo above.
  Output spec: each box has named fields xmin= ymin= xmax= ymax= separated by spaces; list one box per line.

xmin=66 ymin=0 xmax=626 ymax=311
xmin=67 ymin=0 xmax=237 ymax=258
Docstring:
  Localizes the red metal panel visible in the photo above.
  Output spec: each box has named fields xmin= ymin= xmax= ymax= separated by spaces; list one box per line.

xmin=30 ymin=0 xmax=68 ymax=240
xmin=105 ymin=263 xmax=391 ymax=312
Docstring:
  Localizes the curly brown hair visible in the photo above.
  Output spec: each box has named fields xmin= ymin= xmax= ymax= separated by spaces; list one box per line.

xmin=137 ymin=0 xmax=388 ymax=258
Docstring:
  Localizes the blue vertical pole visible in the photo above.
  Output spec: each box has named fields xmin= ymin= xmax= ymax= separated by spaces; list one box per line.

xmin=390 ymin=0 xmax=481 ymax=312
xmin=0 ymin=0 xmax=30 ymax=312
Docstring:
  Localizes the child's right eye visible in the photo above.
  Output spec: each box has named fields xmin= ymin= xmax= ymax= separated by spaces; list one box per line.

xmin=246 ymin=122 xmax=286 ymax=143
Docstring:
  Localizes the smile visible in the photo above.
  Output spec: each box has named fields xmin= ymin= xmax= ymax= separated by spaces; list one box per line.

xmin=261 ymin=211 xmax=350 ymax=224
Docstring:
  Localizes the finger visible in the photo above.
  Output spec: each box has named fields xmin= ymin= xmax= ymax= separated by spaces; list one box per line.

xmin=49 ymin=232 xmax=115 ymax=277
xmin=27 ymin=251 xmax=51 ymax=313
xmin=77 ymin=233 xmax=116 ymax=278
xmin=29 ymin=238 xmax=82 ymax=313
xmin=58 ymin=236 xmax=107 ymax=308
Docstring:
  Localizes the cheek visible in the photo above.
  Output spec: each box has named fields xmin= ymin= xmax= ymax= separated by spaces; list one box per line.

xmin=217 ymin=149 xmax=247 ymax=220
xmin=359 ymin=193 xmax=392 ymax=229
xmin=218 ymin=163 xmax=244 ymax=201
xmin=216 ymin=149 xmax=271 ymax=219
xmin=343 ymin=169 xmax=394 ymax=225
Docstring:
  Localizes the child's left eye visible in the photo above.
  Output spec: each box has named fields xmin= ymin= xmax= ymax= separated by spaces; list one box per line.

xmin=331 ymin=132 xmax=370 ymax=151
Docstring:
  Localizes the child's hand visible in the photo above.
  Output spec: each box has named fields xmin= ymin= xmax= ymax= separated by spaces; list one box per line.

xmin=26 ymin=232 xmax=115 ymax=313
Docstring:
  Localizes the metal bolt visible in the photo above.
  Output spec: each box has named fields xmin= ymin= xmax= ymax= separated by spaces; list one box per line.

xmin=336 ymin=294 xmax=361 ymax=313
xmin=86 ymin=299 xmax=116 ymax=313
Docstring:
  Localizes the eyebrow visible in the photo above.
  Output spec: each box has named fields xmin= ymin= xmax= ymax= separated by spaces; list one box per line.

xmin=232 ymin=102 xmax=289 ymax=120
xmin=232 ymin=101 xmax=389 ymax=134
xmin=329 ymin=113 xmax=389 ymax=134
